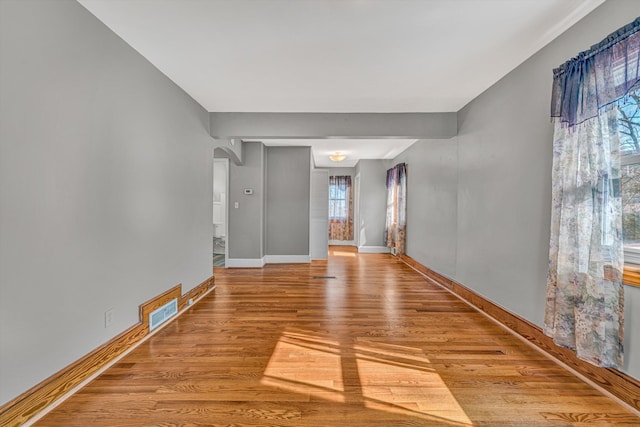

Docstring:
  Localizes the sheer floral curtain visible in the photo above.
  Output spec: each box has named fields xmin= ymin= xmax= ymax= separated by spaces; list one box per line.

xmin=545 ymin=18 xmax=640 ymax=369
xmin=329 ymin=176 xmax=353 ymax=241
xmin=384 ymin=163 xmax=407 ymax=254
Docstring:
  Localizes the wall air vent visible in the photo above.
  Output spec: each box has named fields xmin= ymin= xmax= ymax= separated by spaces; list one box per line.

xmin=149 ymin=298 xmax=178 ymax=331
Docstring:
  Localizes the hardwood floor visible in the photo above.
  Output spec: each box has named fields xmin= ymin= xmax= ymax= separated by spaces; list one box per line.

xmin=35 ymin=247 xmax=639 ymax=426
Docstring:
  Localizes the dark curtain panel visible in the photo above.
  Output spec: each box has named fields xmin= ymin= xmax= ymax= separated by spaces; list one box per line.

xmin=384 ymin=163 xmax=407 ymax=254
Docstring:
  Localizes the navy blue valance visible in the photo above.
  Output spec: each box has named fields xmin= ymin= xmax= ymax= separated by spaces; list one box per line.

xmin=551 ymin=17 xmax=640 ymax=127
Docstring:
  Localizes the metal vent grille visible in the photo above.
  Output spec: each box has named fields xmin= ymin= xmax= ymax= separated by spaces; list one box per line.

xmin=149 ymin=298 xmax=178 ymax=331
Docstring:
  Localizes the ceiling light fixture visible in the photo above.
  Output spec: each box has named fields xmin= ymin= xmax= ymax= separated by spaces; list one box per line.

xmin=329 ymin=152 xmax=346 ymax=162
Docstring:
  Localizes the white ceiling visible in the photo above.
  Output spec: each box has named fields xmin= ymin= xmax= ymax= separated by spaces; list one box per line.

xmin=248 ymin=138 xmax=418 ymax=168
xmin=77 ymin=0 xmax=604 ymax=166
xmin=78 ymin=0 xmax=604 ymax=113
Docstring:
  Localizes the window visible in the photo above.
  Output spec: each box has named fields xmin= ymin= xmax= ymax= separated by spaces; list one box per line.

xmin=329 ymin=177 xmax=349 ymax=220
xmin=328 ymin=176 xmax=353 ymax=241
xmin=619 ymin=92 xmax=640 ymax=266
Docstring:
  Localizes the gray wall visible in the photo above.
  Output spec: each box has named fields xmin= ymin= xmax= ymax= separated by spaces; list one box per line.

xmin=228 ymin=142 xmax=265 ymax=259
xmin=265 ymin=147 xmax=311 ymax=256
xmin=327 ymin=167 xmax=356 ymax=177
xmin=0 ymin=0 xmax=213 ymax=405
xmin=392 ymin=139 xmax=458 ymax=277
xmin=394 ymin=0 xmax=640 ymax=380
xmin=310 ymin=169 xmax=330 ymax=259
xmin=355 ymin=160 xmax=388 ymax=248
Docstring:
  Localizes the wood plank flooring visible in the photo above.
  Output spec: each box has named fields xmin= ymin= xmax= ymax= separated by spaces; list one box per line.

xmin=34 ymin=247 xmax=639 ymax=426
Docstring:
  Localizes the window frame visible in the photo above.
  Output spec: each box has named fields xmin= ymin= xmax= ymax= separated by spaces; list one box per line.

xmin=328 ymin=181 xmax=348 ymax=221
xmin=621 ymin=146 xmax=640 ymax=286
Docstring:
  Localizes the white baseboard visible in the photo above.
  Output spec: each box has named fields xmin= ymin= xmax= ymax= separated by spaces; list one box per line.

xmin=226 ymin=258 xmax=265 ymax=268
xmin=264 ymin=255 xmax=311 ymax=264
xmin=358 ymin=246 xmax=391 ymax=254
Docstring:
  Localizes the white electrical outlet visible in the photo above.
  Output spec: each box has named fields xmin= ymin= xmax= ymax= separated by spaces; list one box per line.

xmin=234 ymin=202 xmax=239 ymax=209
xmin=104 ymin=308 xmax=114 ymax=328
xmin=188 ymin=298 xmax=194 ymax=305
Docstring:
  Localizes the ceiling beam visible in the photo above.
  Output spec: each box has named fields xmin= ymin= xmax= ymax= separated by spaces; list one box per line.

xmin=210 ymin=112 xmax=457 ymax=140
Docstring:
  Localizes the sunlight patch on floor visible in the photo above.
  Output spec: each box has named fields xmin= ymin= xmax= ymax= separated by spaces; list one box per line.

xmin=331 ymin=251 xmax=356 ymax=257
xmin=356 ymin=354 xmax=472 ymax=425
xmin=262 ymin=332 xmax=345 ymax=402
xmin=262 ymin=330 xmax=473 ymax=425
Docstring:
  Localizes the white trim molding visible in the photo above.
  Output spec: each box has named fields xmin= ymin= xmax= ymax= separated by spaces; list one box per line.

xmin=624 ymin=247 xmax=640 ymax=265
xmin=226 ymin=258 xmax=266 ymax=268
xmin=358 ymin=246 xmax=391 ymax=254
xmin=264 ymin=255 xmax=311 ymax=264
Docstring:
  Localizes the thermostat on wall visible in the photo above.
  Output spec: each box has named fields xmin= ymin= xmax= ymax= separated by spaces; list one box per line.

xmin=244 ymin=188 xmax=254 ymax=195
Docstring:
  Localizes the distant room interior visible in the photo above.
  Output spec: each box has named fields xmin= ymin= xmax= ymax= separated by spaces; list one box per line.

xmin=2 ymin=0 xmax=640 ymax=425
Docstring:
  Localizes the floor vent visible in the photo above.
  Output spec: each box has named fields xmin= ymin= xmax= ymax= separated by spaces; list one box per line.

xmin=312 ymin=276 xmax=337 ymax=279
xmin=149 ymin=298 xmax=178 ymax=331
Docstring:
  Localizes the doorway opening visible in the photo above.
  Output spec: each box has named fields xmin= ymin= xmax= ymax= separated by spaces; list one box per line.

xmin=213 ymin=158 xmax=228 ymax=267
